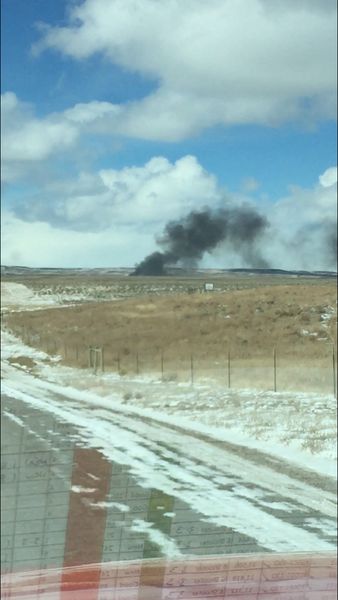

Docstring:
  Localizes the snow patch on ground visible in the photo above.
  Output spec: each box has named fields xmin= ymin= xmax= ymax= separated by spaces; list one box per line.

xmin=71 ymin=485 xmax=97 ymax=494
xmin=1 ymin=282 xmax=58 ymax=311
xmin=130 ymin=519 xmax=182 ymax=558
xmin=1 ymin=281 xmax=122 ymax=308
xmin=1 ymin=329 xmax=336 ymax=479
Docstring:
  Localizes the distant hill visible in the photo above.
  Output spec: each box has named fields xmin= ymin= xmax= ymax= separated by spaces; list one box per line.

xmin=1 ymin=265 xmax=337 ymax=279
xmin=1 ymin=266 xmax=132 ymax=277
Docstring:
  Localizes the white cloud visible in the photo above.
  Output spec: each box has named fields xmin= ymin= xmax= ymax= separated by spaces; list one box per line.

xmin=64 ymin=101 xmax=121 ymax=124
xmin=0 ymin=93 xmax=123 ymax=182
xmin=271 ymin=169 xmax=337 ymax=233
xmin=1 ymin=93 xmax=78 ymax=164
xmin=319 ymin=166 xmax=337 ymax=188
xmin=33 ymin=0 xmax=337 ymax=140
xmin=1 ymin=93 xmax=81 ymax=183
xmin=266 ymin=168 xmax=337 ymax=270
xmin=99 ymin=155 xmax=220 ymax=224
xmin=12 ymin=155 xmax=221 ymax=231
xmin=3 ymin=1 xmax=335 ymax=180
xmin=1 ymin=211 xmax=151 ymax=268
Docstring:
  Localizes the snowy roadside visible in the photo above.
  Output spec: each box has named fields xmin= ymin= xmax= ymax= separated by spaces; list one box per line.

xmin=1 ymin=327 xmax=336 ymax=480
xmin=1 ymin=282 xmax=59 ymax=312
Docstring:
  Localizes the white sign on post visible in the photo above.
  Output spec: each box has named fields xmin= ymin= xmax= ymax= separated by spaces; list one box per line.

xmin=204 ymin=283 xmax=214 ymax=292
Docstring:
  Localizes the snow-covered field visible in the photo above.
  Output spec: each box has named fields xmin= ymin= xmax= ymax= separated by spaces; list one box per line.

xmin=1 ymin=282 xmax=337 ymax=554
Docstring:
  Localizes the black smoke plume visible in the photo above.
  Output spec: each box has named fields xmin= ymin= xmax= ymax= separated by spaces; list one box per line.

xmin=326 ymin=223 xmax=338 ymax=268
xmin=132 ymin=206 xmax=269 ymax=275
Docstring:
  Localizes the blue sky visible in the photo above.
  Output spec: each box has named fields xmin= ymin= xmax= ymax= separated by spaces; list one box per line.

xmin=1 ymin=0 xmax=337 ymax=268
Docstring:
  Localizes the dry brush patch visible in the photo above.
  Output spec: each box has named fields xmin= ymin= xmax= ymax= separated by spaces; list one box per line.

xmin=4 ymin=283 xmax=337 ymax=393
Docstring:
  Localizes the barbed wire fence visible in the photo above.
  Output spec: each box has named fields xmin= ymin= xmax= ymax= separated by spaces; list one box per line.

xmin=5 ymin=323 xmax=337 ymax=397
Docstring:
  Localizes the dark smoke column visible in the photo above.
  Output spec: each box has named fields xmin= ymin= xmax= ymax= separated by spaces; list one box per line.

xmin=132 ymin=206 xmax=269 ymax=275
xmin=133 ymin=252 xmax=167 ymax=276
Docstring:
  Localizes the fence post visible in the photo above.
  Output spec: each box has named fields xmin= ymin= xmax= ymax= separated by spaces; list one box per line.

xmin=93 ymin=348 xmax=97 ymax=375
xmin=190 ymin=354 xmax=194 ymax=386
xmin=273 ymin=347 xmax=277 ymax=393
xmin=101 ymin=347 xmax=105 ymax=373
xmin=333 ymin=345 xmax=337 ymax=398
xmin=88 ymin=347 xmax=93 ymax=369
xmin=136 ymin=352 xmax=139 ymax=375
xmin=161 ymin=350 xmax=164 ymax=380
xmin=227 ymin=350 xmax=231 ymax=388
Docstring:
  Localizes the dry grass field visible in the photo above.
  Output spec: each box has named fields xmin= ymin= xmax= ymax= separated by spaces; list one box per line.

xmin=2 ymin=270 xmax=336 ymax=301
xmin=3 ymin=274 xmax=337 ymax=394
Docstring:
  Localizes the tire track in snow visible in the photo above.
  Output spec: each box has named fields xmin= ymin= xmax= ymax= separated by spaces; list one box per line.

xmin=2 ymin=372 xmax=336 ymax=553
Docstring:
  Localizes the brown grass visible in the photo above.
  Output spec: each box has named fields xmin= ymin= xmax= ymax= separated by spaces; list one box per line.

xmin=4 ymin=280 xmax=337 ymax=394
xmin=7 ymin=356 xmax=37 ymax=370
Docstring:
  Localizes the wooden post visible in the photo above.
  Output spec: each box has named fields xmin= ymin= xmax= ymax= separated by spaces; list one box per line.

xmin=88 ymin=347 xmax=93 ymax=369
xmin=117 ymin=353 xmax=120 ymax=375
xmin=190 ymin=354 xmax=194 ymax=386
xmin=93 ymin=348 xmax=97 ymax=375
xmin=273 ymin=347 xmax=277 ymax=393
xmin=227 ymin=350 xmax=231 ymax=388
xmin=333 ymin=345 xmax=337 ymax=398
xmin=136 ymin=352 xmax=139 ymax=375
xmin=161 ymin=350 xmax=164 ymax=379
xmin=101 ymin=347 xmax=105 ymax=373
